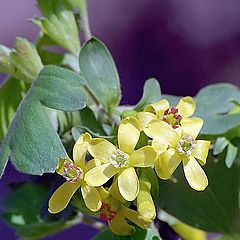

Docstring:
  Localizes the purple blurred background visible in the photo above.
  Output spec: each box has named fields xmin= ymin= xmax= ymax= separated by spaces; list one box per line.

xmin=1 ymin=0 xmax=240 ymax=239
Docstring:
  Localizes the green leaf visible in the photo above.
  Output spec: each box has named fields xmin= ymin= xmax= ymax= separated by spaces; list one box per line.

xmin=3 ymin=183 xmax=47 ymax=225
xmin=161 ymin=94 xmax=181 ymax=106
xmin=35 ymin=0 xmax=80 ymax=54
xmin=0 ymin=77 xmax=27 ymax=140
xmin=134 ymin=78 xmax=161 ymax=111
xmin=213 ymin=137 xmax=229 ymax=155
xmin=195 ymin=83 xmax=240 ymax=135
xmin=93 ymin=226 xmax=161 ymax=240
xmin=79 ymin=37 xmax=121 ymax=114
xmin=158 ymin=153 xmax=240 ymax=235
xmin=0 ymin=65 xmax=86 ymax=177
xmin=16 ymin=221 xmax=67 ymax=240
xmin=225 ymin=143 xmax=238 ymax=168
xmin=2 ymin=183 xmax=73 ymax=240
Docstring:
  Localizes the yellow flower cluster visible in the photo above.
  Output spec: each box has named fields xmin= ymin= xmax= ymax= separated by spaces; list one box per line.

xmin=48 ymin=97 xmax=210 ymax=236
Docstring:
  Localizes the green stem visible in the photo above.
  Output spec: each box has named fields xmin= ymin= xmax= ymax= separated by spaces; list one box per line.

xmin=80 ymin=0 xmax=92 ymax=41
xmin=84 ymin=84 xmax=100 ymax=107
xmin=82 ymin=216 xmax=106 ymax=231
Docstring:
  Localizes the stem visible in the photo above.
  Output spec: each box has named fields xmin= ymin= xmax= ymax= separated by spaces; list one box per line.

xmin=84 ymin=84 xmax=100 ymax=107
xmin=80 ymin=0 xmax=92 ymax=41
xmin=82 ymin=216 xmax=106 ymax=231
xmin=66 ymin=213 xmax=106 ymax=231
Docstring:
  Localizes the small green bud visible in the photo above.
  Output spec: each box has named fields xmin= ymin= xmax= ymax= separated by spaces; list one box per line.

xmin=35 ymin=0 xmax=80 ymax=54
xmin=0 ymin=38 xmax=43 ymax=83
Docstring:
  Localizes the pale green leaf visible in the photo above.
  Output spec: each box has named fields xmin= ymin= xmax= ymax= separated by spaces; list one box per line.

xmin=134 ymin=78 xmax=161 ymax=111
xmin=0 ymin=65 xmax=86 ymax=177
xmin=79 ymin=37 xmax=121 ymax=114
xmin=225 ymin=143 xmax=238 ymax=168
xmin=213 ymin=137 xmax=229 ymax=155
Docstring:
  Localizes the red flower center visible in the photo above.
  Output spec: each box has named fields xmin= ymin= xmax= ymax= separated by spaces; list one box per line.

xmin=163 ymin=107 xmax=182 ymax=128
xmin=100 ymin=203 xmax=117 ymax=222
xmin=63 ymin=162 xmax=82 ymax=183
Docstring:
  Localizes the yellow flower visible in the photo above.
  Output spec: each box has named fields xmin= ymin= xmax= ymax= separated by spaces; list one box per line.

xmin=138 ymin=97 xmax=196 ymax=130
xmin=145 ymin=119 xmax=210 ymax=191
xmin=48 ymin=133 xmax=102 ymax=214
xmin=98 ymin=184 xmax=153 ymax=236
xmin=84 ymin=117 xmax=157 ymax=201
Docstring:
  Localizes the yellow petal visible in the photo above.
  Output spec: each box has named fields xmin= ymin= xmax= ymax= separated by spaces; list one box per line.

xmin=181 ymin=117 xmax=203 ymax=139
xmin=86 ymin=158 xmax=102 ymax=171
xmin=145 ymin=121 xmax=180 ymax=147
xmin=118 ymin=167 xmax=139 ymax=201
xmin=192 ymin=140 xmax=211 ymax=165
xmin=152 ymin=139 xmax=168 ymax=155
xmin=48 ymin=181 xmax=81 ymax=214
xmin=81 ymin=183 xmax=102 ymax=211
xmin=137 ymin=177 xmax=156 ymax=221
xmin=84 ymin=163 xmax=119 ymax=186
xmin=130 ymin=146 xmax=157 ymax=167
xmin=145 ymin=99 xmax=169 ymax=117
xmin=137 ymin=112 xmax=157 ymax=130
xmin=109 ymin=179 xmax=126 ymax=203
xmin=73 ymin=133 xmax=92 ymax=168
xmin=109 ymin=213 xmax=135 ymax=236
xmin=88 ymin=138 xmax=116 ymax=163
xmin=155 ymin=148 xmax=181 ymax=179
xmin=183 ymin=156 xmax=208 ymax=191
xmin=118 ymin=117 xmax=140 ymax=154
xmin=176 ymin=97 xmax=196 ymax=118
xmin=122 ymin=206 xmax=152 ymax=229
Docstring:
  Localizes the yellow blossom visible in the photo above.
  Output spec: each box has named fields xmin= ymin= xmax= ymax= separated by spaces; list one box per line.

xmin=138 ymin=97 xmax=196 ymax=131
xmin=48 ymin=133 xmax=102 ymax=214
xmin=84 ymin=117 xmax=157 ymax=201
xmin=98 ymin=183 xmax=153 ymax=236
xmin=145 ymin=119 xmax=210 ymax=191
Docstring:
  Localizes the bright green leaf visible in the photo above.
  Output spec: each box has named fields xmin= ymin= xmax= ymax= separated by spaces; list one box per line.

xmin=0 ymin=65 xmax=86 ymax=178
xmin=79 ymin=37 xmax=121 ymax=114
xmin=134 ymin=78 xmax=161 ymax=111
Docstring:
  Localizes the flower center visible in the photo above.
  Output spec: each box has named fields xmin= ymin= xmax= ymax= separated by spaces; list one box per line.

xmin=63 ymin=162 xmax=82 ymax=183
xmin=110 ymin=149 xmax=129 ymax=168
xmin=100 ymin=202 xmax=117 ymax=222
xmin=177 ymin=135 xmax=196 ymax=156
xmin=163 ymin=107 xmax=182 ymax=128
